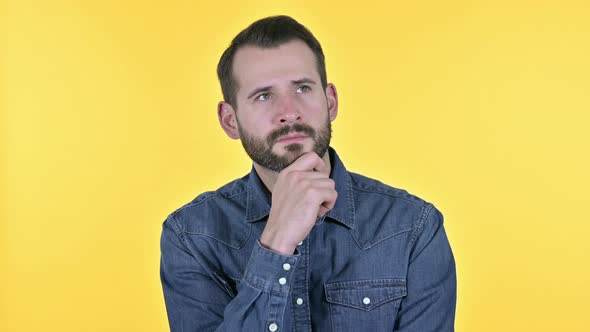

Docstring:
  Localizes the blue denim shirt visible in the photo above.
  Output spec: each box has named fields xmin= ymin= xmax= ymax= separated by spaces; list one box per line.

xmin=160 ymin=147 xmax=456 ymax=331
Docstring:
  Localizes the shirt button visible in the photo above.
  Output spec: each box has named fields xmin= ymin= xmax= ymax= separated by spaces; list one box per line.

xmin=282 ymin=263 xmax=291 ymax=271
xmin=297 ymin=241 xmax=303 ymax=246
xmin=268 ymin=322 xmax=278 ymax=331
xmin=278 ymin=277 xmax=287 ymax=285
xmin=296 ymin=298 xmax=304 ymax=305
xmin=363 ymin=297 xmax=371 ymax=305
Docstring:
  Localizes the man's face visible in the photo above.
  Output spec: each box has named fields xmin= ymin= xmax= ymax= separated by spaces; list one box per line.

xmin=230 ymin=39 xmax=336 ymax=172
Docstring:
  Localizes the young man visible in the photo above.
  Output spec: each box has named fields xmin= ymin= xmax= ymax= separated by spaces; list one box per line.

xmin=160 ymin=15 xmax=456 ymax=331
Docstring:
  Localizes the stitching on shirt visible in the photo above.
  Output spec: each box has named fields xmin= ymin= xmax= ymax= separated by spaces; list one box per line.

xmin=246 ymin=183 xmax=254 ymax=221
xmin=304 ymin=238 xmax=312 ymax=326
xmin=181 ymin=224 xmax=252 ymax=249
xmin=167 ymin=215 xmax=236 ymax=308
xmin=222 ymin=188 xmax=248 ymax=199
xmin=168 ymin=214 xmax=185 ymax=241
xmin=325 ymin=278 xmax=406 ymax=289
xmin=415 ymin=203 xmax=434 ymax=239
xmin=347 ymin=217 xmax=414 ymax=250
xmin=347 ymin=228 xmax=363 ymax=249
xmin=241 ymin=277 xmax=266 ymax=294
xmin=351 ymin=184 xmax=428 ymax=206
xmin=214 ymin=174 xmax=249 ymax=198
xmin=172 ymin=189 xmax=248 ymax=220
xmin=172 ymin=192 xmax=217 ymax=216
xmin=408 ymin=203 xmax=435 ymax=262
xmin=359 ymin=229 xmax=415 ymax=250
xmin=347 ymin=172 xmax=356 ymax=228
xmin=246 ymin=190 xmax=271 ymax=222
xmin=329 ymin=302 xmax=336 ymax=331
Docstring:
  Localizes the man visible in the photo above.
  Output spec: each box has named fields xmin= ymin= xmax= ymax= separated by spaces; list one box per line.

xmin=160 ymin=15 xmax=456 ymax=331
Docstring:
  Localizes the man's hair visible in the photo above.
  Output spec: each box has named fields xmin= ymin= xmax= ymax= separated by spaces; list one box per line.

xmin=217 ymin=15 xmax=327 ymax=109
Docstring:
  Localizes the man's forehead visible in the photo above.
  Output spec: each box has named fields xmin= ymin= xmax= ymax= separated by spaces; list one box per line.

xmin=232 ymin=40 xmax=320 ymax=91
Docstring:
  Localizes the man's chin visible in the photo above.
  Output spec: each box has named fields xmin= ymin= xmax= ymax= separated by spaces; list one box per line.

xmin=272 ymin=142 xmax=308 ymax=159
xmin=286 ymin=142 xmax=308 ymax=152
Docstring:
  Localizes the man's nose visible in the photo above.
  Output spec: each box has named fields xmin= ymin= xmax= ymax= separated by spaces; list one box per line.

xmin=277 ymin=94 xmax=302 ymax=124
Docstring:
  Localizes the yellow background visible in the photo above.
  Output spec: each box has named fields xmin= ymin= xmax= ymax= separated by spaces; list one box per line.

xmin=2 ymin=0 xmax=589 ymax=331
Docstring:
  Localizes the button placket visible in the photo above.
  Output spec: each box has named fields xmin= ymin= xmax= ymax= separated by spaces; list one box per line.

xmin=291 ymin=234 xmax=311 ymax=330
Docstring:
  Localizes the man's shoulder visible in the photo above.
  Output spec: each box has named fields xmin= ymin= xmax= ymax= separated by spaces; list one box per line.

xmin=175 ymin=173 xmax=250 ymax=212
xmin=163 ymin=174 xmax=251 ymax=246
xmin=346 ymin=171 xmax=440 ymax=246
xmin=348 ymin=171 xmax=430 ymax=207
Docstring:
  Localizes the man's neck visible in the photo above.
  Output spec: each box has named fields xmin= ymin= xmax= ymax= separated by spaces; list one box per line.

xmin=253 ymin=151 xmax=332 ymax=194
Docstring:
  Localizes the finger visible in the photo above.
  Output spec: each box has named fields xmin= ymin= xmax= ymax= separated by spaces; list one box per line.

xmin=291 ymin=171 xmax=330 ymax=181
xmin=309 ymin=178 xmax=336 ymax=190
xmin=318 ymin=205 xmax=330 ymax=218
xmin=311 ymin=155 xmax=330 ymax=174
xmin=312 ymin=188 xmax=337 ymax=211
xmin=284 ymin=152 xmax=326 ymax=173
xmin=322 ymin=190 xmax=338 ymax=210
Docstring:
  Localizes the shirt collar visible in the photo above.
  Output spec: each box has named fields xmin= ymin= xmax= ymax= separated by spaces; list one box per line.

xmin=245 ymin=146 xmax=355 ymax=229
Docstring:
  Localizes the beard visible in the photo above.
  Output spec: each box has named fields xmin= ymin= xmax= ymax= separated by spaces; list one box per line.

xmin=237 ymin=115 xmax=332 ymax=172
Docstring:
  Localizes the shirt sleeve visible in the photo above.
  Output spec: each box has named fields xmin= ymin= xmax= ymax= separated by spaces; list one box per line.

xmin=394 ymin=204 xmax=457 ymax=331
xmin=160 ymin=215 xmax=299 ymax=332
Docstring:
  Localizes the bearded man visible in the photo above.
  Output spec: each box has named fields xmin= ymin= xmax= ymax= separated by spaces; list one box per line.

xmin=160 ymin=15 xmax=457 ymax=332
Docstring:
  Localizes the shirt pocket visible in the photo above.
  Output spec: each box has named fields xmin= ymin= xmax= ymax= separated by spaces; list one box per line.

xmin=324 ymin=278 xmax=407 ymax=332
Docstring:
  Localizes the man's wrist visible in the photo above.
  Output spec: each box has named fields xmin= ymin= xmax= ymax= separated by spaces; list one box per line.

xmin=240 ymin=240 xmax=299 ymax=295
xmin=260 ymin=231 xmax=297 ymax=255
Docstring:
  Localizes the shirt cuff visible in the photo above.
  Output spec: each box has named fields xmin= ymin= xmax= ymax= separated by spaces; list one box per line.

xmin=241 ymin=239 xmax=300 ymax=295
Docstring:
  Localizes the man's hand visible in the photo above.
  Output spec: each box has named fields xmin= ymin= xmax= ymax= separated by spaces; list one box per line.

xmin=259 ymin=152 xmax=338 ymax=255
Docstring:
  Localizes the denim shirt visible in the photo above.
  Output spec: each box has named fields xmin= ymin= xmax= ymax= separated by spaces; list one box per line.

xmin=160 ymin=147 xmax=456 ymax=331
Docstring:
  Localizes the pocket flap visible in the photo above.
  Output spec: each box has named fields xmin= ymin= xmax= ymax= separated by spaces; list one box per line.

xmin=324 ymin=278 xmax=407 ymax=311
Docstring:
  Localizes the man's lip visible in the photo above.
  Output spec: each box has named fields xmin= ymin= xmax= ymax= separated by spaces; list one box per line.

xmin=276 ymin=134 xmax=308 ymax=143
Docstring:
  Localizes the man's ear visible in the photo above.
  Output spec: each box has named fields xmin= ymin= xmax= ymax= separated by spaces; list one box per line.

xmin=325 ymin=83 xmax=338 ymax=122
xmin=217 ymin=101 xmax=240 ymax=139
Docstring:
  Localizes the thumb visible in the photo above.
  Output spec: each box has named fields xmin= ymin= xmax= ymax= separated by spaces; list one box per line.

xmin=318 ymin=205 xmax=330 ymax=218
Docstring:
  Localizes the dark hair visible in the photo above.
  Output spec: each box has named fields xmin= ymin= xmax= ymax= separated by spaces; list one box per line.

xmin=217 ymin=15 xmax=327 ymax=109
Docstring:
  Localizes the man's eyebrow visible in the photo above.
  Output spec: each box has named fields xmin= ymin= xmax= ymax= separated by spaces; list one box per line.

xmin=246 ymin=78 xmax=318 ymax=100
xmin=292 ymin=78 xmax=317 ymax=85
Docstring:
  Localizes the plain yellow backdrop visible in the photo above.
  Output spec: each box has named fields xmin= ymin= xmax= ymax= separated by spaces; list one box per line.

xmin=2 ymin=0 xmax=590 ymax=331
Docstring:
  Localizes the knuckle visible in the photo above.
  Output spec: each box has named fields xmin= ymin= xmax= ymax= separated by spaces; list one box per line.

xmin=306 ymin=187 xmax=319 ymax=199
xmin=289 ymin=171 xmax=302 ymax=181
xmin=300 ymin=178 xmax=311 ymax=189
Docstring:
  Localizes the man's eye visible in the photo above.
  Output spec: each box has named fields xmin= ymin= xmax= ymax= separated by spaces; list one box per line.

xmin=256 ymin=92 xmax=271 ymax=101
xmin=296 ymin=85 xmax=311 ymax=93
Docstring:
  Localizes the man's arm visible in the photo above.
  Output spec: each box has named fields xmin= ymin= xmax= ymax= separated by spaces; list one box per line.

xmin=160 ymin=152 xmax=336 ymax=331
xmin=160 ymin=216 xmax=299 ymax=332
xmin=394 ymin=204 xmax=457 ymax=331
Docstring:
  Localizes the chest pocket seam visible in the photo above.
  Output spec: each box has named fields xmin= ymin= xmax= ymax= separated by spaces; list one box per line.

xmin=324 ymin=278 xmax=407 ymax=311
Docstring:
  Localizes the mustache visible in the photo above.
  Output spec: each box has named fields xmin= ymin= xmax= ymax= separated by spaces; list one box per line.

xmin=267 ymin=123 xmax=316 ymax=145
